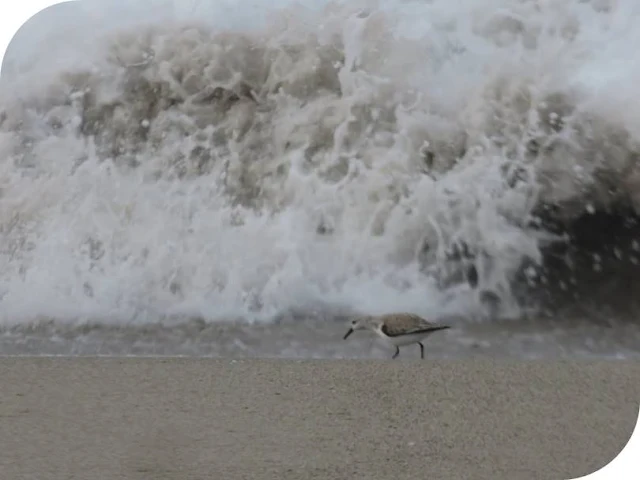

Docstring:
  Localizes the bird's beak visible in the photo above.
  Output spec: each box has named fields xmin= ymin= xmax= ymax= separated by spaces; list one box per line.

xmin=343 ymin=328 xmax=354 ymax=340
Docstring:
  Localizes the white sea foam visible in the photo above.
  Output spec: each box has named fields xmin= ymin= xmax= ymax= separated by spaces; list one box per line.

xmin=1 ymin=0 xmax=638 ymax=326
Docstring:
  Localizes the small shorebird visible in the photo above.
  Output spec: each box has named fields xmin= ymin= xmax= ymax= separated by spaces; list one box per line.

xmin=343 ymin=312 xmax=451 ymax=359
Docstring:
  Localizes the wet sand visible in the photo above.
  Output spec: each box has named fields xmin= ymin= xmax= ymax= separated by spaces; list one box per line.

xmin=3 ymin=315 xmax=640 ymax=358
xmin=1 ymin=358 xmax=638 ymax=480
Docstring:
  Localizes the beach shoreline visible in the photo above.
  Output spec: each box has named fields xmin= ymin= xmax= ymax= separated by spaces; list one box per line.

xmin=2 ymin=313 xmax=640 ymax=358
xmin=2 ymin=358 xmax=638 ymax=479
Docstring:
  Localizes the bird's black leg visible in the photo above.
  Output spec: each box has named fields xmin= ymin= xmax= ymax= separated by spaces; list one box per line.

xmin=418 ymin=342 xmax=424 ymax=359
xmin=392 ymin=346 xmax=400 ymax=359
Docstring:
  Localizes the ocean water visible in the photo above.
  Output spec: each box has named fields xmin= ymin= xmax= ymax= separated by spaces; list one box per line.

xmin=1 ymin=0 xmax=640 ymax=358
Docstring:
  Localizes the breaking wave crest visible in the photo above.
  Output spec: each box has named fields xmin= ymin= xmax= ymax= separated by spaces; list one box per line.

xmin=2 ymin=0 xmax=640 ymax=327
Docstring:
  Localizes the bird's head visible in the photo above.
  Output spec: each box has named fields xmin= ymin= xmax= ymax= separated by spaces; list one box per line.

xmin=343 ymin=315 xmax=376 ymax=339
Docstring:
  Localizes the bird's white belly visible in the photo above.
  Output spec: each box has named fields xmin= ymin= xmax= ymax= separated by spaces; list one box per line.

xmin=377 ymin=331 xmax=429 ymax=347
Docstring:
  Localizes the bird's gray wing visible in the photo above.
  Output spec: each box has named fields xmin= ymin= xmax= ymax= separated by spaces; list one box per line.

xmin=381 ymin=316 xmax=449 ymax=337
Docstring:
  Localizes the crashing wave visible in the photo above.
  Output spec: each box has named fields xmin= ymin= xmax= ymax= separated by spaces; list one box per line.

xmin=1 ymin=0 xmax=639 ymax=325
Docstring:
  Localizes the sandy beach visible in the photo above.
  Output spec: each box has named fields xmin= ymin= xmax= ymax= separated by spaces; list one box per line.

xmin=1 ymin=358 xmax=638 ymax=480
